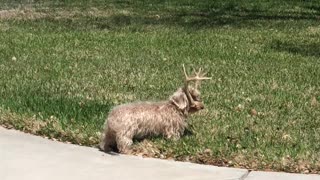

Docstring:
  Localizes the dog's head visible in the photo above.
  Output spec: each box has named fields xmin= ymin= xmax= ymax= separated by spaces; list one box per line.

xmin=188 ymin=87 xmax=205 ymax=113
xmin=169 ymin=65 xmax=210 ymax=115
xmin=169 ymin=87 xmax=204 ymax=114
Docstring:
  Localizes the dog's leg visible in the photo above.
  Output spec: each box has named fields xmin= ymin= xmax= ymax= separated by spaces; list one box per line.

xmin=116 ymin=134 xmax=133 ymax=154
xmin=164 ymin=131 xmax=181 ymax=141
xmin=99 ymin=129 xmax=116 ymax=152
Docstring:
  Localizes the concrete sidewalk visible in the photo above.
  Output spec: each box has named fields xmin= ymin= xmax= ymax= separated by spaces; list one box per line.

xmin=0 ymin=127 xmax=319 ymax=180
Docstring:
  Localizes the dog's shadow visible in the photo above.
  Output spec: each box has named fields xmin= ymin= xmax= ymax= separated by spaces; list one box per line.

xmin=97 ymin=145 xmax=120 ymax=156
xmin=184 ymin=128 xmax=194 ymax=136
xmin=104 ymin=151 xmax=119 ymax=156
xmin=98 ymin=149 xmax=120 ymax=156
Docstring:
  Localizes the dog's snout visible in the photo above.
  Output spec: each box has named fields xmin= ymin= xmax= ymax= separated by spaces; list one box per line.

xmin=196 ymin=102 xmax=204 ymax=110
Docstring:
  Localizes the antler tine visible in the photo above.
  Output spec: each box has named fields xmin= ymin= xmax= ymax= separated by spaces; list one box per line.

xmin=182 ymin=64 xmax=211 ymax=105
xmin=195 ymin=67 xmax=209 ymax=77
xmin=182 ymin=64 xmax=188 ymax=80
xmin=194 ymin=68 xmax=201 ymax=89
xmin=201 ymin=71 xmax=208 ymax=77
xmin=184 ymin=65 xmax=211 ymax=81
xmin=198 ymin=67 xmax=202 ymax=75
xmin=182 ymin=64 xmax=195 ymax=105
xmin=194 ymin=67 xmax=211 ymax=89
xmin=192 ymin=67 xmax=197 ymax=75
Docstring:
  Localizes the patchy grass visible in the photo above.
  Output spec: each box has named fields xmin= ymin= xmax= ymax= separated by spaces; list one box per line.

xmin=0 ymin=0 xmax=320 ymax=174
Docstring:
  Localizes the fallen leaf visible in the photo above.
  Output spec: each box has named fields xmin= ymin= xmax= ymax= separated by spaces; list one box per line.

xmin=250 ymin=109 xmax=258 ymax=116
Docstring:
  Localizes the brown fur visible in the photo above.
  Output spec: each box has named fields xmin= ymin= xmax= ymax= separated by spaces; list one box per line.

xmin=99 ymin=87 xmax=205 ymax=154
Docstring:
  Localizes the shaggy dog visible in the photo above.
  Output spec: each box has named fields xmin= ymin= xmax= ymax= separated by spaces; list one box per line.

xmin=99 ymin=66 xmax=210 ymax=153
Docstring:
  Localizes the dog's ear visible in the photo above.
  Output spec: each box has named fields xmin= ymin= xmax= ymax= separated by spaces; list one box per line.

xmin=169 ymin=88 xmax=188 ymax=111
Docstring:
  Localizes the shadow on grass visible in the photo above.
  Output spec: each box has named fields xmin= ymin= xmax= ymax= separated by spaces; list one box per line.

xmin=12 ymin=2 xmax=320 ymax=31
xmin=271 ymin=39 xmax=320 ymax=58
xmin=307 ymin=5 xmax=320 ymax=13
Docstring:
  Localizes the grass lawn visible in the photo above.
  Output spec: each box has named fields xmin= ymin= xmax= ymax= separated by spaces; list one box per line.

xmin=0 ymin=0 xmax=319 ymax=173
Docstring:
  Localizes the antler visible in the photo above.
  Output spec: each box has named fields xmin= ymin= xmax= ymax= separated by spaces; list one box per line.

xmin=182 ymin=64 xmax=211 ymax=105
xmin=193 ymin=67 xmax=210 ymax=89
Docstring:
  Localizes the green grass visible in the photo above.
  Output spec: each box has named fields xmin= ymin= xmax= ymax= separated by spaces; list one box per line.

xmin=0 ymin=0 xmax=320 ymax=173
